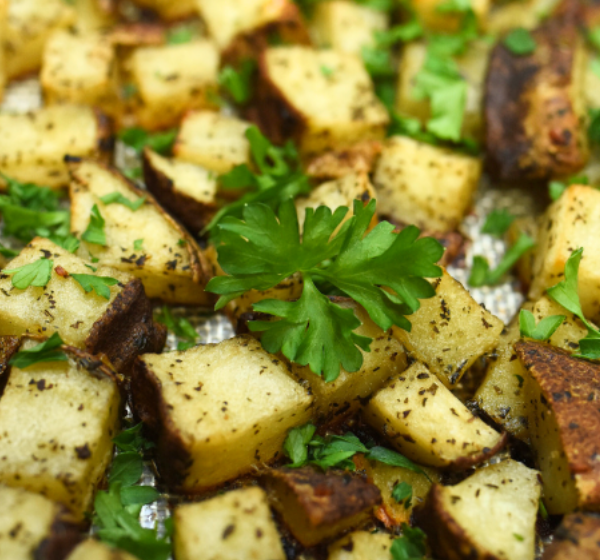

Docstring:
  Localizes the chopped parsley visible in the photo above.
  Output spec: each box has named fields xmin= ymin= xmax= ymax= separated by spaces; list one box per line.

xmin=82 ymin=204 xmax=107 ymax=246
xmin=391 ymin=481 xmax=413 ymax=508
xmin=391 ymin=525 xmax=428 ymax=560
xmin=118 ymin=128 xmax=177 ymax=156
xmin=166 ymin=26 xmax=194 ymax=45
xmin=0 ymin=243 xmax=19 ymax=258
xmin=503 ymin=28 xmax=537 ymax=55
xmin=100 ymin=192 xmax=146 ymax=212
xmin=549 ymin=175 xmax=589 ymax=202
xmin=218 ymin=60 xmax=257 ymax=105
xmin=481 ymin=209 xmax=515 ymax=237
xmin=70 ymin=273 xmax=119 ymax=300
xmin=156 ymin=305 xmax=199 ymax=351
xmin=2 ymin=257 xmax=53 ymax=289
xmin=133 ymin=239 xmax=144 ymax=251
xmin=519 ymin=309 xmax=565 ymax=341
xmin=9 ymin=333 xmax=67 ymax=369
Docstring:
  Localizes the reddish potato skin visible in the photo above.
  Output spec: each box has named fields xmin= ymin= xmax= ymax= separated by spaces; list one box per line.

xmin=543 ymin=512 xmax=600 ymax=560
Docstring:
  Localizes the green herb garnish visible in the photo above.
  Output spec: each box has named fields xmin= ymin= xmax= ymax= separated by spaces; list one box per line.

xmin=391 ymin=525 xmax=428 ymax=560
xmin=9 ymin=333 xmax=67 ymax=368
xmin=391 ymin=481 xmax=413 ymax=508
xmin=70 ymin=273 xmax=119 ymax=300
xmin=2 ymin=258 xmax=53 ymax=289
xmin=504 ymin=28 xmax=537 ymax=55
xmin=118 ymin=128 xmax=177 ymax=155
xmin=481 ymin=209 xmax=515 ymax=237
xmin=100 ymin=192 xmax=146 ymax=212
xmin=218 ymin=60 xmax=257 ymax=105
xmin=519 ymin=309 xmax=565 ymax=341
xmin=82 ymin=204 xmax=107 ymax=246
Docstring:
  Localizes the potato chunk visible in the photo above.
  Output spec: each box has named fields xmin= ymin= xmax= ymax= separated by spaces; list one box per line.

xmin=485 ymin=7 xmax=588 ymax=180
xmin=0 ymin=237 xmax=165 ymax=373
xmin=173 ymin=487 xmax=285 ymax=560
xmin=67 ymin=539 xmax=138 ymax=560
xmin=263 ymin=467 xmax=381 ymax=546
xmin=373 ymin=136 xmax=481 ymax=232
xmin=69 ymin=158 xmax=210 ymax=305
xmin=257 ymin=46 xmax=389 ymax=155
xmin=127 ymin=40 xmax=219 ymax=130
xmin=0 ymin=105 xmax=111 ymax=190
xmin=0 ymin=338 xmax=121 ymax=518
xmin=392 ymin=269 xmax=504 ymax=388
xmin=131 ymin=336 xmax=313 ymax=491
xmin=327 ymin=531 xmax=395 ymax=560
xmin=529 ymin=185 xmax=600 ymax=321
xmin=364 ymin=362 xmax=506 ymax=469
xmin=419 ymin=460 xmax=541 ymax=560
xmin=0 ymin=484 xmax=80 ymax=560
xmin=4 ymin=0 xmax=75 ymax=80
xmin=290 ymin=300 xmax=407 ymax=425
xmin=173 ymin=111 xmax=252 ymax=174
xmin=41 ymin=30 xmax=119 ymax=118
xmin=516 ymin=340 xmax=600 ymax=514
xmin=543 ymin=513 xmax=600 ymax=560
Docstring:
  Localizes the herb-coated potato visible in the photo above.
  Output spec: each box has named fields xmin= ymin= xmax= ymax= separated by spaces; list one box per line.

xmin=327 ymin=531 xmax=396 ymax=560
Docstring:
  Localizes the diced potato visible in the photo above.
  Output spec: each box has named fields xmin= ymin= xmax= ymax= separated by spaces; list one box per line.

xmin=364 ymin=362 xmax=506 ymax=469
xmin=327 ymin=531 xmax=395 ymax=560
xmin=0 ymin=338 xmax=121 ymax=518
xmin=476 ymin=296 xmax=587 ymax=441
xmin=419 ymin=460 xmax=541 ymax=560
xmin=392 ymin=269 xmax=504 ymax=388
xmin=529 ymin=185 xmax=600 ymax=322
xmin=0 ymin=0 xmax=7 ymax=102
xmin=0 ymin=484 xmax=80 ymax=560
xmin=485 ymin=8 xmax=588 ymax=180
xmin=263 ymin=467 xmax=381 ymax=547
xmin=0 ymin=237 xmax=166 ymax=373
xmin=542 ymin=513 xmax=600 ymax=560
xmin=68 ymin=158 xmax=211 ymax=305
xmin=309 ymin=1 xmax=388 ymax=56
xmin=195 ymin=0 xmax=310 ymax=61
xmin=0 ymin=105 xmax=112 ymax=190
xmin=41 ymin=30 xmax=119 ymax=118
xmin=305 ymin=141 xmax=382 ymax=181
xmin=408 ymin=0 xmax=489 ymax=32
xmin=173 ymin=110 xmax=252 ymax=174
xmin=67 ymin=539 xmax=139 ymax=560
xmin=143 ymin=148 xmax=218 ymax=234
xmin=173 ymin=487 xmax=285 ymax=560
xmin=372 ymin=136 xmax=481 ymax=232
xmin=127 ymin=40 xmax=219 ymax=130
xmin=516 ymin=340 xmax=600 ymax=514
xmin=130 ymin=0 xmax=196 ymax=21
xmin=131 ymin=336 xmax=313 ymax=491
xmin=257 ymin=46 xmax=389 ymax=155
xmin=290 ymin=300 xmax=407 ymax=425
xmin=4 ymin=0 xmax=76 ymax=79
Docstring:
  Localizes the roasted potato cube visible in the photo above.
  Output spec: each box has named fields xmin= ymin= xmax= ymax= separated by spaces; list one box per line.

xmin=516 ymin=340 xmax=600 ymax=514
xmin=67 ymin=539 xmax=138 ymax=560
xmin=0 ymin=105 xmax=112 ymax=190
xmin=364 ymin=362 xmax=506 ymax=469
xmin=327 ymin=531 xmax=395 ymax=560
xmin=3 ymin=0 xmax=76 ymax=80
xmin=392 ymin=269 xmax=504 ymax=388
xmin=290 ymin=300 xmax=407 ymax=425
xmin=173 ymin=487 xmax=285 ymax=560
xmin=68 ymin=158 xmax=211 ymax=305
xmin=408 ymin=0 xmax=489 ymax=32
xmin=419 ymin=459 xmax=541 ymax=560
xmin=41 ymin=30 xmax=119 ymax=118
xmin=263 ymin=467 xmax=381 ymax=547
xmin=305 ymin=141 xmax=382 ymax=181
xmin=130 ymin=0 xmax=195 ymax=21
xmin=542 ymin=512 xmax=600 ymax=560
xmin=143 ymin=148 xmax=218 ymax=235
xmin=0 ymin=338 xmax=121 ymax=518
xmin=195 ymin=0 xmax=310 ymax=61
xmin=0 ymin=237 xmax=165 ymax=373
xmin=257 ymin=46 xmax=389 ymax=155
xmin=529 ymin=185 xmax=600 ymax=321
xmin=127 ymin=40 xmax=219 ymax=130
xmin=72 ymin=0 xmax=116 ymax=33
xmin=131 ymin=336 xmax=313 ymax=491
xmin=309 ymin=1 xmax=389 ymax=56
xmin=373 ymin=136 xmax=481 ymax=232
xmin=475 ymin=296 xmax=588 ymax=441
xmin=485 ymin=7 xmax=588 ymax=181
xmin=173 ymin=111 xmax=252 ymax=174
xmin=0 ymin=484 xmax=80 ymax=560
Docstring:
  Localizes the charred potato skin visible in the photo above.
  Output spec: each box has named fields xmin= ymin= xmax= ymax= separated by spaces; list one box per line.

xmin=543 ymin=512 xmax=600 ymax=560
xmin=516 ymin=340 xmax=600 ymax=510
xmin=33 ymin=514 xmax=82 ymax=560
xmin=305 ymin=141 xmax=383 ymax=181
xmin=0 ymin=336 xmax=20 ymax=395
xmin=484 ymin=6 xmax=588 ymax=181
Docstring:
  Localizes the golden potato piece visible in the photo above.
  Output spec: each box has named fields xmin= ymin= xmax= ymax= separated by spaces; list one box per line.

xmin=327 ymin=530 xmax=395 ymax=560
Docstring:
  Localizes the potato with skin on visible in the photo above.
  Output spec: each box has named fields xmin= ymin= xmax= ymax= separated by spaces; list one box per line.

xmin=0 ymin=485 xmax=80 ymax=560
xmin=305 ymin=141 xmax=382 ymax=181
xmin=257 ymin=46 xmax=389 ymax=156
xmin=0 ymin=105 xmax=112 ymax=190
xmin=327 ymin=531 xmax=396 ymax=560
xmin=131 ymin=336 xmax=313 ymax=491
xmin=418 ymin=459 xmax=541 ymax=560
xmin=143 ymin=148 xmax=218 ymax=234
xmin=41 ymin=30 xmax=119 ymax=118
xmin=0 ymin=338 xmax=121 ymax=519
xmin=173 ymin=487 xmax=285 ymax=560
xmin=68 ymin=158 xmax=211 ymax=306
xmin=290 ymin=300 xmax=407 ymax=425
xmin=516 ymin=340 xmax=600 ymax=514
xmin=263 ymin=467 xmax=381 ymax=547
xmin=309 ymin=1 xmax=389 ymax=56
xmin=0 ymin=237 xmax=165 ymax=373
xmin=3 ymin=0 xmax=76 ymax=80
xmin=408 ymin=0 xmax=489 ymax=32
xmin=529 ymin=185 xmax=600 ymax=322
xmin=373 ymin=136 xmax=481 ymax=232
xmin=542 ymin=512 xmax=600 ymax=560
xmin=392 ymin=268 xmax=504 ymax=388
xmin=126 ymin=40 xmax=220 ymax=130
xmin=67 ymin=539 xmax=138 ymax=560
xmin=173 ymin=111 xmax=252 ymax=174
xmin=364 ymin=362 xmax=506 ymax=469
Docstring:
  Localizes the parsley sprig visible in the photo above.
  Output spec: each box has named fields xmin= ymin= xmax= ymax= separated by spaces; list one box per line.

xmin=391 ymin=525 xmax=428 ymax=560
xmin=155 ymin=306 xmax=199 ymax=351
xmin=519 ymin=309 xmax=565 ymax=342
xmin=9 ymin=333 xmax=67 ymax=369
xmin=392 ymin=481 xmax=413 ymax=509
xmin=2 ymin=257 xmax=53 ymax=289
xmin=82 ymin=204 xmax=107 ymax=246
xmin=218 ymin=60 xmax=256 ymax=105
xmin=207 ymin=199 xmax=443 ymax=380
xmin=118 ymin=128 xmax=177 ymax=156
xmin=71 ymin=273 xmax=119 ymax=300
